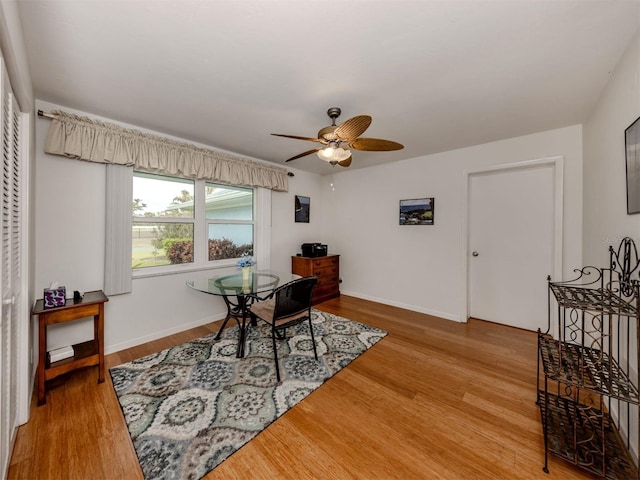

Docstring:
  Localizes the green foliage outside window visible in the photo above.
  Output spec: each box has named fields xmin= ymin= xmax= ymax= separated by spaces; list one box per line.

xmin=164 ymin=238 xmax=253 ymax=264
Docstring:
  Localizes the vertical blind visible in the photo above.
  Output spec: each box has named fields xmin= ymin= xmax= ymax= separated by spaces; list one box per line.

xmin=104 ymin=165 xmax=133 ymax=296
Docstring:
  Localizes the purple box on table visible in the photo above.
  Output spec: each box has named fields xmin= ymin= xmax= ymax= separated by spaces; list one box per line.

xmin=43 ymin=286 xmax=66 ymax=309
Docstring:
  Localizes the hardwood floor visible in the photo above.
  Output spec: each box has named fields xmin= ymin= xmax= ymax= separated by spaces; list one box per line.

xmin=8 ymin=295 xmax=601 ymax=479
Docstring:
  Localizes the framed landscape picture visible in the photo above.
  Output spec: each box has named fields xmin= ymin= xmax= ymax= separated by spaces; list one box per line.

xmin=625 ymin=116 xmax=640 ymax=214
xmin=399 ymin=197 xmax=434 ymax=225
xmin=295 ymin=195 xmax=310 ymax=223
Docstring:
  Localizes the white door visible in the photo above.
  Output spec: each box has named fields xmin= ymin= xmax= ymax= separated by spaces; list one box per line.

xmin=0 ymin=58 xmax=23 ymax=479
xmin=468 ymin=161 xmax=558 ymax=331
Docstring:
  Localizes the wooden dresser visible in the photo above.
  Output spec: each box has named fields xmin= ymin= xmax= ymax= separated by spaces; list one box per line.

xmin=291 ymin=254 xmax=340 ymax=305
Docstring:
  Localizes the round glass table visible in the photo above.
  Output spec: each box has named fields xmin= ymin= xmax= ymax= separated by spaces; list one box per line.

xmin=186 ymin=270 xmax=300 ymax=357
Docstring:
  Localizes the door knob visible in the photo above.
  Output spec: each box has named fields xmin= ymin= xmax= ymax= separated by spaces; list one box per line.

xmin=472 ymin=251 xmax=479 ymax=257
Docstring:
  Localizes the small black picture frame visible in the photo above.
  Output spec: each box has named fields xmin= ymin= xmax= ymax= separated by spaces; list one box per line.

xmin=399 ymin=197 xmax=434 ymax=225
xmin=295 ymin=195 xmax=310 ymax=223
xmin=625 ymin=116 xmax=640 ymax=214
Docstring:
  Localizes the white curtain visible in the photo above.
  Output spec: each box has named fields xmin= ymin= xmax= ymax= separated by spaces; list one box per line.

xmin=104 ymin=165 xmax=133 ymax=296
xmin=43 ymin=109 xmax=289 ymax=191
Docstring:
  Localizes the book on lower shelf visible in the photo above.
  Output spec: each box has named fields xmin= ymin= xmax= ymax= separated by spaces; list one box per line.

xmin=48 ymin=345 xmax=74 ymax=363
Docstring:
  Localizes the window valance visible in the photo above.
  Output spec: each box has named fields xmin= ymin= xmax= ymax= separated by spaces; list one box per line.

xmin=44 ymin=110 xmax=289 ymax=192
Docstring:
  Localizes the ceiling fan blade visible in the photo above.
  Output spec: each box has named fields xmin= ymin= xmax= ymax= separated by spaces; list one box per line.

xmin=338 ymin=156 xmax=352 ymax=167
xmin=285 ymin=148 xmax=321 ymax=162
xmin=349 ymin=138 xmax=404 ymax=151
xmin=271 ymin=133 xmax=322 ymax=143
xmin=334 ymin=115 xmax=372 ymax=141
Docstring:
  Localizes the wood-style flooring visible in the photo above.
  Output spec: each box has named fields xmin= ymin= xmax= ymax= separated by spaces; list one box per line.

xmin=8 ymin=295 xmax=601 ymax=479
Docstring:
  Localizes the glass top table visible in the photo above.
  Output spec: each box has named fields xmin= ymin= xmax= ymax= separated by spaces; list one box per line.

xmin=186 ymin=270 xmax=300 ymax=357
xmin=186 ymin=270 xmax=299 ymax=298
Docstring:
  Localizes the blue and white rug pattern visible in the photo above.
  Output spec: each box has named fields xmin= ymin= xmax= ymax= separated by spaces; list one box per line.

xmin=110 ymin=309 xmax=387 ymax=480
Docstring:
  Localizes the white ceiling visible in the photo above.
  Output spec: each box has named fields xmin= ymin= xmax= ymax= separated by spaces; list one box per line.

xmin=17 ymin=0 xmax=640 ymax=175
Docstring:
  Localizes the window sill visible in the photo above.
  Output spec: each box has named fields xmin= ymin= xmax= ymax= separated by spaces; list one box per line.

xmin=132 ymin=261 xmax=237 ymax=280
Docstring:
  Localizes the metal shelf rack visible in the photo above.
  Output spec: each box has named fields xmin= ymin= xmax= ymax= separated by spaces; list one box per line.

xmin=537 ymin=237 xmax=640 ymax=479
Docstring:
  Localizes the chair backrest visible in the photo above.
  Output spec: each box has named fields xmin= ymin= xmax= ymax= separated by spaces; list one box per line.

xmin=273 ymin=276 xmax=318 ymax=320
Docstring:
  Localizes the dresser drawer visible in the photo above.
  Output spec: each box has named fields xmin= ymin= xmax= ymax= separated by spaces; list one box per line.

xmin=316 ymin=272 xmax=339 ymax=286
xmin=312 ymin=264 xmax=339 ymax=278
xmin=311 ymin=256 xmax=339 ymax=268
xmin=314 ymin=283 xmax=340 ymax=297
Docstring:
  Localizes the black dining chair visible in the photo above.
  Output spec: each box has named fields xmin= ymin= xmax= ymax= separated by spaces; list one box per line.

xmin=248 ymin=276 xmax=318 ymax=382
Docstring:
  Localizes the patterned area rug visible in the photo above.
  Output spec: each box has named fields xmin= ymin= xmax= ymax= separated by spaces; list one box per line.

xmin=110 ymin=309 xmax=387 ymax=480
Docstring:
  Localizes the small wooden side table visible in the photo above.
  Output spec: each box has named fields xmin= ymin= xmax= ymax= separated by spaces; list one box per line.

xmin=32 ymin=290 xmax=109 ymax=406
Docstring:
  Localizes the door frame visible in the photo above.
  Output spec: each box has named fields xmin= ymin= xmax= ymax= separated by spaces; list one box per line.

xmin=461 ymin=156 xmax=564 ymax=324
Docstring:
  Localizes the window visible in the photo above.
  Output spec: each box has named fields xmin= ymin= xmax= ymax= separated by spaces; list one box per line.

xmin=206 ymin=183 xmax=254 ymax=261
xmin=132 ymin=172 xmax=195 ymax=268
xmin=132 ymin=172 xmax=254 ymax=270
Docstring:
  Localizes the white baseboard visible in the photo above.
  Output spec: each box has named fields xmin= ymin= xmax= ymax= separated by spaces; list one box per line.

xmin=340 ymin=290 xmax=463 ymax=322
xmin=105 ymin=312 xmax=226 ymax=355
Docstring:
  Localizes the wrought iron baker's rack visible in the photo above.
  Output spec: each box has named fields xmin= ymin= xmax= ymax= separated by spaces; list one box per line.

xmin=537 ymin=237 xmax=640 ymax=479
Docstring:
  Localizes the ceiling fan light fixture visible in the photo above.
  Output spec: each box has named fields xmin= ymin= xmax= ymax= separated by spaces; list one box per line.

xmin=273 ymin=107 xmax=403 ymax=168
xmin=317 ymin=145 xmax=351 ymax=163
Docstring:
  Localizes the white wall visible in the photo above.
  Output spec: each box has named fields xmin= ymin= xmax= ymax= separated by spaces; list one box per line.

xmin=583 ymin=27 xmax=640 ymax=455
xmin=35 ymin=99 xmax=585 ymax=355
xmin=583 ymin=29 xmax=640 ymax=267
xmin=271 ymin=167 xmax=327 ymax=271
xmin=34 ymin=100 xmax=319 ymax=353
xmin=322 ymin=125 xmax=583 ymax=321
xmin=0 ymin=0 xmax=33 ymax=112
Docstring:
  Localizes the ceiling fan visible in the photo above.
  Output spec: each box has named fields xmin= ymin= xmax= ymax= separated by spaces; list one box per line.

xmin=271 ymin=107 xmax=404 ymax=167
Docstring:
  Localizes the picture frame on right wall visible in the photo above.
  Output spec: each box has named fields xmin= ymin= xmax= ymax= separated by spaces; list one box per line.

xmin=399 ymin=197 xmax=434 ymax=225
xmin=625 ymin=115 xmax=640 ymax=214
